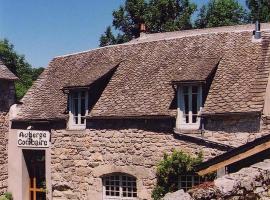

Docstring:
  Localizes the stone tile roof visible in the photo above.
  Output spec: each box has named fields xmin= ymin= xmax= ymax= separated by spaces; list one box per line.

xmin=15 ymin=24 xmax=270 ymax=120
xmin=171 ymin=57 xmax=220 ymax=83
xmin=203 ymin=32 xmax=270 ymax=114
xmin=0 ymin=60 xmax=18 ymax=80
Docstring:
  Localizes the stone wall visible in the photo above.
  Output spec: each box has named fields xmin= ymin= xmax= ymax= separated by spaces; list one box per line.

xmin=0 ymin=112 xmax=9 ymax=195
xmin=0 ymin=81 xmax=15 ymax=111
xmin=204 ymin=114 xmax=261 ymax=133
xmin=0 ymin=80 xmax=15 ymax=195
xmin=50 ymin=126 xmax=225 ymax=200
xmin=164 ymin=159 xmax=270 ymax=200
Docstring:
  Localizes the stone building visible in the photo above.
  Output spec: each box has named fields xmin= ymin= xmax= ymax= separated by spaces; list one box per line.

xmin=6 ymin=23 xmax=270 ymax=200
xmin=0 ymin=60 xmax=17 ymax=194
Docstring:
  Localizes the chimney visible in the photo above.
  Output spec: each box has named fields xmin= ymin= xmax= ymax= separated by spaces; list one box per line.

xmin=254 ymin=0 xmax=261 ymax=39
xmin=140 ymin=23 xmax=146 ymax=38
xmin=254 ymin=20 xmax=261 ymax=39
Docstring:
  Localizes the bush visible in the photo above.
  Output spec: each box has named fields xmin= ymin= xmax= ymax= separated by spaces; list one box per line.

xmin=151 ymin=150 xmax=203 ymax=200
xmin=0 ymin=192 xmax=12 ymax=200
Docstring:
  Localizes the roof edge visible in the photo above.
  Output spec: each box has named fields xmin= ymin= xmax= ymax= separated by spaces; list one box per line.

xmin=88 ymin=114 xmax=175 ymax=120
xmin=202 ymin=111 xmax=261 ymax=117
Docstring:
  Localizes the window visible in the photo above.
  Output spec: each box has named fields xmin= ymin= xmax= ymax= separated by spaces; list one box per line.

xmin=68 ymin=90 xmax=88 ymax=129
xmin=178 ymin=175 xmax=204 ymax=192
xmin=176 ymin=85 xmax=203 ymax=130
xmin=103 ymin=174 xmax=137 ymax=200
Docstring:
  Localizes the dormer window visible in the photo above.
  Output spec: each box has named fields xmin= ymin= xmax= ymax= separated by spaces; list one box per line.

xmin=68 ymin=90 xmax=88 ymax=129
xmin=176 ymin=85 xmax=203 ymax=130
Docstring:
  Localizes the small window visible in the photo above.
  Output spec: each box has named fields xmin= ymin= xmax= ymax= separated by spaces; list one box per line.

xmin=178 ymin=175 xmax=204 ymax=192
xmin=103 ymin=174 xmax=137 ymax=200
xmin=68 ymin=90 xmax=88 ymax=129
xmin=176 ymin=85 xmax=203 ymax=130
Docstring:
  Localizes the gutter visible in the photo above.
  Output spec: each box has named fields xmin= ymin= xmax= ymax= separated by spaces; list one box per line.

xmin=174 ymin=129 xmax=234 ymax=151
xmin=87 ymin=114 xmax=175 ymax=120
xmin=201 ymin=111 xmax=261 ymax=117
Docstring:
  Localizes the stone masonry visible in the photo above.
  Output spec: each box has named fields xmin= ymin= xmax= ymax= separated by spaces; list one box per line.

xmin=50 ymin=127 xmax=225 ymax=200
xmin=0 ymin=112 xmax=8 ymax=194
xmin=48 ymin=115 xmax=269 ymax=200
xmin=0 ymin=80 xmax=15 ymax=194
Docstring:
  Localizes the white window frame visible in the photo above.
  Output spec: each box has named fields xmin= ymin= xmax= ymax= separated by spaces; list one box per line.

xmin=178 ymin=175 xmax=203 ymax=192
xmin=68 ymin=90 xmax=88 ymax=130
xmin=176 ymin=85 xmax=203 ymax=130
xmin=102 ymin=174 xmax=137 ymax=200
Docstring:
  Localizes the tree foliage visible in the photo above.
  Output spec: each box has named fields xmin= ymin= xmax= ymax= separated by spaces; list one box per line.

xmin=100 ymin=0 xmax=270 ymax=46
xmin=195 ymin=0 xmax=247 ymax=28
xmin=99 ymin=0 xmax=196 ymax=46
xmin=0 ymin=39 xmax=44 ymax=99
xmin=146 ymin=0 xmax=196 ymax=32
xmin=246 ymin=0 xmax=270 ymax=23
xmin=151 ymin=150 xmax=203 ymax=200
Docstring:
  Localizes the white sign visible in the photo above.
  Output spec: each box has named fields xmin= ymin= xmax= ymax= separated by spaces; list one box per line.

xmin=17 ymin=130 xmax=50 ymax=148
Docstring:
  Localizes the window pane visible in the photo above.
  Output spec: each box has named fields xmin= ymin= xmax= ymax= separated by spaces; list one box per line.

xmin=122 ymin=175 xmax=137 ymax=198
xmin=74 ymin=98 xmax=78 ymax=117
xmin=192 ymin=92 xmax=198 ymax=123
xmin=184 ymin=94 xmax=189 ymax=111
xmin=181 ymin=182 xmax=186 ymax=188
xmin=192 ymin=94 xmax=198 ymax=115
xmin=192 ymin=86 xmax=198 ymax=93
xmin=81 ymin=117 xmax=85 ymax=124
xmin=72 ymin=91 xmax=78 ymax=99
xmin=187 ymin=182 xmax=192 ymax=188
xmin=187 ymin=176 xmax=192 ymax=182
xmin=81 ymin=98 xmax=86 ymax=116
xmin=74 ymin=117 xmax=78 ymax=124
xmin=81 ymin=91 xmax=85 ymax=99
xmin=183 ymin=86 xmax=188 ymax=94
xmin=184 ymin=94 xmax=189 ymax=118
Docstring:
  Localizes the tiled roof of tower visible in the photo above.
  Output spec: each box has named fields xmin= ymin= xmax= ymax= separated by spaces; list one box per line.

xmin=0 ymin=60 xmax=18 ymax=80
xmin=15 ymin=23 xmax=270 ymax=120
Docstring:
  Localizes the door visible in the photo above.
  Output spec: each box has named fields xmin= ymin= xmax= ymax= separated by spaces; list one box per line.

xmin=23 ymin=150 xmax=46 ymax=200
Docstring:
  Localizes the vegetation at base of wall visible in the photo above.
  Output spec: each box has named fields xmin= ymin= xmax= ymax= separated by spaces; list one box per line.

xmin=0 ymin=39 xmax=44 ymax=100
xmin=99 ymin=0 xmax=270 ymax=47
xmin=151 ymin=150 xmax=203 ymax=200
xmin=0 ymin=192 xmax=13 ymax=200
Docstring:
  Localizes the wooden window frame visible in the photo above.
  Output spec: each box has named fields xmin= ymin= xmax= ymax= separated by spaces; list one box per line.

xmin=68 ymin=90 xmax=88 ymax=130
xmin=178 ymin=175 xmax=203 ymax=192
xmin=176 ymin=84 xmax=203 ymax=130
xmin=102 ymin=174 xmax=137 ymax=200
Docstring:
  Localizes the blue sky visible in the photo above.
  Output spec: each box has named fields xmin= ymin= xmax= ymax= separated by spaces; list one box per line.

xmin=0 ymin=0 xmax=246 ymax=67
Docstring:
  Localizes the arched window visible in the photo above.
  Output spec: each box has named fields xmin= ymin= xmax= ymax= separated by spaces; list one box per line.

xmin=102 ymin=173 xmax=137 ymax=200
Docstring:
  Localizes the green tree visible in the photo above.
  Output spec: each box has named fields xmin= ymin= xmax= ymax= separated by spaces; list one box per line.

xmin=195 ymin=0 xmax=247 ymax=28
xmin=99 ymin=26 xmax=117 ymax=47
xmin=246 ymin=0 xmax=270 ymax=22
xmin=99 ymin=0 xmax=196 ymax=46
xmin=146 ymin=0 xmax=196 ymax=32
xmin=0 ymin=39 xmax=44 ymax=99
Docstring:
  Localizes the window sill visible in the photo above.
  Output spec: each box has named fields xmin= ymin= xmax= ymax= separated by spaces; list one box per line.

xmin=67 ymin=124 xmax=86 ymax=130
xmin=174 ymin=128 xmax=202 ymax=134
